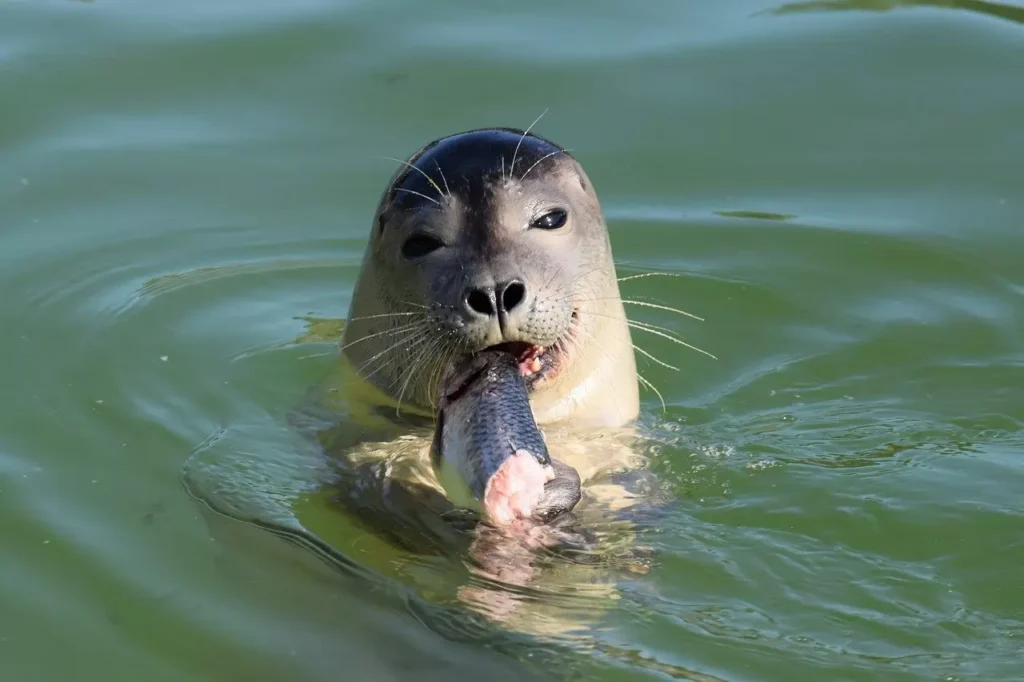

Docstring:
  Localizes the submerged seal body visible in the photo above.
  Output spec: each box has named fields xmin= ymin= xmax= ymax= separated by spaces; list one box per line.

xmin=342 ymin=128 xmax=639 ymax=430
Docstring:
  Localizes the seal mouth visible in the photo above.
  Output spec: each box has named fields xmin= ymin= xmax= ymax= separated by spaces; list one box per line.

xmin=440 ymin=362 xmax=489 ymax=406
xmin=485 ymin=310 xmax=578 ymax=389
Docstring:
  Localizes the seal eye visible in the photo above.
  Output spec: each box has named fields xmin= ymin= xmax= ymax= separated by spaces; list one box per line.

xmin=531 ymin=209 xmax=568 ymax=230
xmin=401 ymin=233 xmax=444 ymax=260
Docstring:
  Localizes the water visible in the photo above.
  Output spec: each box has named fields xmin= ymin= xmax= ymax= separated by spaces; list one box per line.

xmin=2 ymin=1 xmax=1023 ymax=680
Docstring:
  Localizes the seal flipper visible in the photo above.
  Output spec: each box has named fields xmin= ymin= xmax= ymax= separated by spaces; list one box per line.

xmin=531 ymin=459 xmax=582 ymax=524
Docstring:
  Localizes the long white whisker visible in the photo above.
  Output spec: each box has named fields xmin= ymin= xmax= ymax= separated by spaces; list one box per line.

xmin=576 ymin=317 xmax=670 ymax=411
xmin=573 ymin=323 xmax=665 ymax=411
xmin=340 ymin=322 xmax=423 ymax=352
xmin=510 ymin=108 xmax=548 ymax=180
xmin=623 ymin=299 xmax=704 ymax=322
xmin=427 ymin=342 xmax=458 ymax=410
xmin=582 ymin=307 xmax=716 ymax=360
xmin=625 ymin=317 xmax=683 ymax=336
xmin=425 ymin=346 xmax=445 ymax=410
xmin=433 ymin=160 xmax=452 ymax=199
xmin=353 ymin=327 xmax=425 ymax=366
xmin=521 ymin=149 xmax=571 ymax=183
xmin=394 ymin=187 xmax=441 ymax=207
xmin=358 ymin=330 xmax=431 ymax=384
xmin=381 ymin=156 xmax=447 ymax=201
xmin=617 ymin=272 xmax=681 ymax=283
xmin=344 ymin=312 xmax=423 ymax=323
xmin=637 ymin=374 xmax=666 ymax=412
xmin=395 ymin=336 xmax=443 ymax=416
xmin=628 ymin=321 xmax=717 ymax=360
xmin=633 ymin=344 xmax=679 ymax=371
xmin=573 ymin=295 xmax=705 ymax=322
xmin=545 ymin=261 xmax=608 ymax=305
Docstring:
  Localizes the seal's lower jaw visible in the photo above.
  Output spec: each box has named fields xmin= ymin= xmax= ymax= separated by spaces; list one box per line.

xmin=485 ymin=310 xmax=578 ymax=390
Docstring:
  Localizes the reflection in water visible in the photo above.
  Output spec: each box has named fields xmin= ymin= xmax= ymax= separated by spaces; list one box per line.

xmin=9 ymin=0 xmax=1024 ymax=676
xmin=769 ymin=0 xmax=1024 ymax=25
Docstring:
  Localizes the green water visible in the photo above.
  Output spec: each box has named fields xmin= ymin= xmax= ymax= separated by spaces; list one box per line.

xmin=3 ymin=1 xmax=1023 ymax=680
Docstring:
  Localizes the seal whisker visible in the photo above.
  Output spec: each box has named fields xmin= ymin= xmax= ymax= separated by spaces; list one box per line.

xmin=583 ymin=308 xmax=685 ymax=339
xmin=545 ymin=261 xmax=610 ymax=306
xmin=345 ymin=127 xmax=648 ymax=430
xmin=427 ymin=342 xmax=459 ymax=409
xmin=616 ymin=271 xmax=682 ymax=283
xmin=394 ymin=334 xmax=446 ymax=416
xmin=633 ymin=345 xmax=679 ymax=372
xmin=626 ymin=318 xmax=689 ymax=338
xmin=579 ymin=306 xmax=715 ymax=361
xmin=628 ymin=320 xmax=717 ymax=360
xmin=520 ymin=149 xmax=570 ymax=183
xmin=358 ymin=329 xmax=432 ymax=385
xmin=545 ymin=277 xmax=611 ymax=310
xmin=381 ymin=156 xmax=448 ymax=202
xmin=624 ymin=299 xmax=704 ymax=322
xmin=433 ymin=160 xmax=452 ymax=199
xmin=419 ymin=332 xmax=454 ymax=391
xmin=510 ymin=108 xmax=549 ymax=181
xmin=352 ymin=327 xmax=426 ymax=369
xmin=569 ymin=322 xmax=619 ymax=372
xmin=636 ymin=374 xmax=667 ymax=412
xmin=535 ymin=261 xmax=569 ymax=305
xmin=425 ymin=347 xmax=447 ymax=409
xmin=340 ymin=322 xmax=424 ymax=352
xmin=573 ymin=323 xmax=667 ymax=411
xmin=344 ymin=311 xmax=425 ymax=324
xmin=575 ymin=296 xmax=705 ymax=322
xmin=394 ymin=187 xmax=442 ymax=207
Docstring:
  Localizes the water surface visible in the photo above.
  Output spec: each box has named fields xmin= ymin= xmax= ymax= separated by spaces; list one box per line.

xmin=2 ymin=1 xmax=1023 ymax=680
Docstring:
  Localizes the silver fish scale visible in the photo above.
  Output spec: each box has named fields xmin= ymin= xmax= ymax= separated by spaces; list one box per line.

xmin=442 ymin=351 xmax=551 ymax=500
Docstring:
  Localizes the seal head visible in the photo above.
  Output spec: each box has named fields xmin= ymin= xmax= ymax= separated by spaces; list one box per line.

xmin=344 ymin=128 xmax=638 ymax=428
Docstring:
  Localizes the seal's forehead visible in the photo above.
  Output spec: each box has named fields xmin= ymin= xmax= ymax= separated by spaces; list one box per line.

xmin=387 ymin=128 xmax=573 ymax=211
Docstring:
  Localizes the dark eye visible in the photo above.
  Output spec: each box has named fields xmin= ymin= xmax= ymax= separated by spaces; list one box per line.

xmin=401 ymin=233 xmax=444 ymax=259
xmin=531 ymin=209 xmax=568 ymax=230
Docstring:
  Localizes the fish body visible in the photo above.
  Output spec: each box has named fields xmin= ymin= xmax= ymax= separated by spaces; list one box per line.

xmin=432 ymin=350 xmax=555 ymax=524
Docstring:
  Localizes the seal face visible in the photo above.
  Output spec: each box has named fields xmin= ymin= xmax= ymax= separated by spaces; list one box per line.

xmin=344 ymin=127 xmax=639 ymax=428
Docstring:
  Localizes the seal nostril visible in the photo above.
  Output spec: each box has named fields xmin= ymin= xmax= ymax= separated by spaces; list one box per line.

xmin=465 ymin=288 xmax=495 ymax=317
xmin=501 ymin=281 xmax=526 ymax=313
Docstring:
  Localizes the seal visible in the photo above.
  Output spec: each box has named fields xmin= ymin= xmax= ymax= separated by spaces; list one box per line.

xmin=342 ymin=127 xmax=639 ymax=432
xmin=309 ymin=131 xmax=658 ymax=634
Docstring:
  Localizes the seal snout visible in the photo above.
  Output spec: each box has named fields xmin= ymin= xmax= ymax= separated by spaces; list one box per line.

xmin=461 ymin=278 xmax=530 ymax=333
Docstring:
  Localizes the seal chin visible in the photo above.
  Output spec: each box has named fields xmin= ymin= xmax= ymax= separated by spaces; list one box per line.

xmin=483 ymin=310 xmax=578 ymax=390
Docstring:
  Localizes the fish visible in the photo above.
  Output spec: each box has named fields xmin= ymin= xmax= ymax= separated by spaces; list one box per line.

xmin=431 ymin=349 xmax=581 ymax=526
